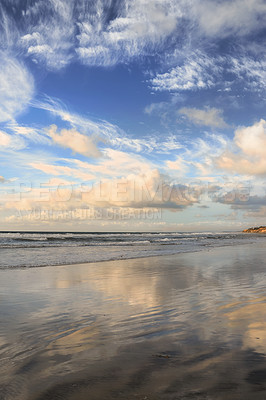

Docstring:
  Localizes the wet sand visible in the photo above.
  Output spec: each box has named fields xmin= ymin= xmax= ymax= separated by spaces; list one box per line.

xmin=1 ymin=242 xmax=266 ymax=399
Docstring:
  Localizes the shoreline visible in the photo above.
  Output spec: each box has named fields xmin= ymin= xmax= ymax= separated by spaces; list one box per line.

xmin=0 ymin=246 xmax=204 ymax=270
xmin=1 ymin=242 xmax=266 ymax=399
xmin=0 ymin=234 xmax=260 ymax=270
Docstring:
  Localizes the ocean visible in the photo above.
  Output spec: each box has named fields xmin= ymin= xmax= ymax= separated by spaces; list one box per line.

xmin=0 ymin=231 xmax=262 ymax=268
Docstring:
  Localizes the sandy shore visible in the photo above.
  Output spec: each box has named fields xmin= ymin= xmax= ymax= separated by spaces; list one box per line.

xmin=1 ymin=242 xmax=266 ymax=399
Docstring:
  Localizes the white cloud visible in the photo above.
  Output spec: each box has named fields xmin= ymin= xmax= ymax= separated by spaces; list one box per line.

xmin=48 ymin=124 xmax=102 ymax=158
xmin=0 ymin=54 xmax=34 ymax=122
xmin=20 ymin=0 xmax=75 ymax=70
xmin=0 ymin=130 xmax=25 ymax=150
xmin=32 ymin=97 xmax=125 ymax=144
xmin=6 ymin=123 xmax=51 ymax=145
xmin=0 ymin=131 xmax=11 ymax=147
xmin=179 ymin=107 xmax=228 ymax=128
xmin=234 ymin=120 xmax=266 ymax=157
xmin=151 ymin=52 xmax=221 ymax=91
xmin=162 ymin=132 xmax=229 ymax=181
xmin=1 ymin=0 xmax=266 ymax=75
xmin=69 ymin=148 xmax=155 ymax=178
xmin=215 ymin=119 xmax=266 ymax=176
xmin=81 ymin=169 xmax=201 ymax=209
xmin=33 ymin=96 xmax=183 ymax=154
xmin=0 ymin=0 xmax=183 ymax=70
xmin=144 ymin=101 xmax=169 ymax=115
xmin=27 ymin=147 xmax=154 ymax=183
xmin=29 ymin=162 xmax=95 ymax=181
xmin=44 ymin=178 xmax=76 ymax=187
xmin=230 ymin=56 xmax=266 ymax=91
xmin=4 ymin=169 xmax=201 ymax=213
xmin=76 ymin=0 xmax=182 ymax=66
xmin=166 ymin=157 xmax=189 ymax=175
xmin=0 ymin=0 xmax=265 ymax=109
xmin=193 ymin=0 xmax=266 ymax=38
xmin=150 ymin=51 xmax=266 ymax=95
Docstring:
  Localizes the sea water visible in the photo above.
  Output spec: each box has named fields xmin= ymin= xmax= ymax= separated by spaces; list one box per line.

xmin=0 ymin=231 xmax=263 ymax=268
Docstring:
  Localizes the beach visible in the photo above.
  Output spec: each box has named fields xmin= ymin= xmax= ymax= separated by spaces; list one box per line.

xmin=2 ymin=1 xmax=266 ymax=399
xmin=1 ymin=241 xmax=266 ymax=399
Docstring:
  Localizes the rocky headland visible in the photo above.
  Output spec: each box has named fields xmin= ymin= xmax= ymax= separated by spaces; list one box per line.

xmin=243 ymin=226 xmax=266 ymax=233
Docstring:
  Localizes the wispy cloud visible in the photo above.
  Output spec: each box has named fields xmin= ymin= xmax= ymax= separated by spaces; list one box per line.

xmin=28 ymin=161 xmax=95 ymax=181
xmin=1 ymin=0 xmax=265 ymax=77
xmin=150 ymin=52 xmax=266 ymax=95
xmin=0 ymin=130 xmax=25 ymax=150
xmin=1 ymin=0 xmax=183 ymax=69
xmin=20 ymin=0 xmax=75 ymax=70
xmin=0 ymin=53 xmax=34 ymax=122
xmin=0 ymin=0 xmax=265 ymax=106
xmin=193 ymin=0 xmax=266 ymax=38
xmin=76 ymin=0 xmax=182 ymax=66
xmin=230 ymin=56 xmax=266 ymax=91
xmin=5 ymin=123 xmax=51 ymax=145
xmin=150 ymin=52 xmax=221 ymax=91
xmin=32 ymin=96 xmax=183 ymax=154
xmin=68 ymin=148 xmax=155 ymax=178
xmin=32 ymin=96 xmax=124 ymax=143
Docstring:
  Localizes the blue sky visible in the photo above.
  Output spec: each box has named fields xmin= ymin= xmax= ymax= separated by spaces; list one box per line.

xmin=1 ymin=0 xmax=266 ymax=231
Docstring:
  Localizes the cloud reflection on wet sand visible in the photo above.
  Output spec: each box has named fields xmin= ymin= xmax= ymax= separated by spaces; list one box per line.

xmin=1 ymin=243 xmax=266 ymax=399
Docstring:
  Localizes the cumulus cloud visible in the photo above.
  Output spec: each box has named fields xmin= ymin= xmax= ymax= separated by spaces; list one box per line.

xmin=4 ymin=169 xmax=202 ymax=213
xmin=234 ymin=120 xmax=266 ymax=157
xmin=48 ymin=124 xmax=102 ymax=158
xmin=216 ymin=193 xmax=266 ymax=211
xmin=166 ymin=157 xmax=189 ymax=175
xmin=179 ymin=107 xmax=228 ymax=128
xmin=0 ymin=54 xmax=34 ymax=122
xmin=213 ymin=179 xmax=266 ymax=214
xmin=215 ymin=120 xmax=266 ymax=176
xmin=81 ymin=169 xmax=202 ymax=209
xmin=44 ymin=178 xmax=76 ymax=187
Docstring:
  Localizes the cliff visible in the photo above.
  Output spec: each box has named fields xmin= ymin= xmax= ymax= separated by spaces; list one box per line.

xmin=243 ymin=226 xmax=266 ymax=233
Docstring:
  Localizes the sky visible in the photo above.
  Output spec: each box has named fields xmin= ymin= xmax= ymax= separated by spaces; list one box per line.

xmin=1 ymin=0 xmax=266 ymax=232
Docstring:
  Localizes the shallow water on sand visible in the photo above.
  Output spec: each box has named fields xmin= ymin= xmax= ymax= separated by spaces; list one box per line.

xmin=1 ymin=242 xmax=266 ymax=399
